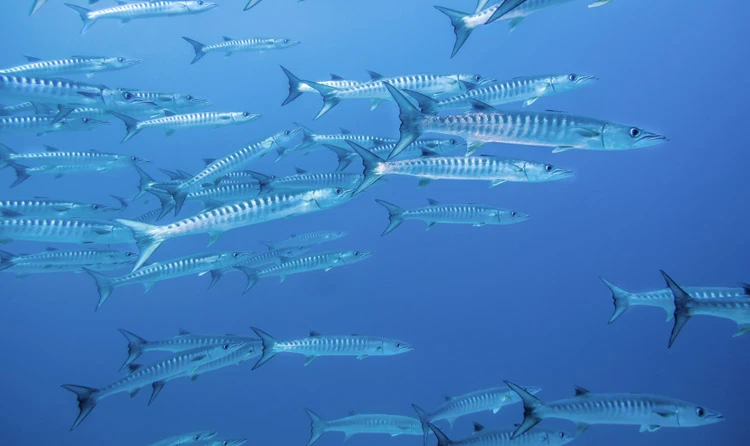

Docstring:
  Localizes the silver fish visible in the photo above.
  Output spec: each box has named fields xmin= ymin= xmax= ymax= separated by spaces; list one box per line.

xmin=66 ymin=1 xmax=218 ymax=34
xmin=327 ymin=139 xmax=465 ymax=172
xmin=209 ymin=246 xmax=312 ymax=287
xmin=0 ymin=197 xmax=126 ymax=219
xmin=112 ymin=111 xmax=261 ymax=143
xmin=117 ymin=187 xmax=354 ymax=270
xmin=0 ymin=115 xmax=107 ymax=137
xmin=0 ymin=55 xmax=141 ymax=78
xmin=62 ymin=342 xmax=244 ymax=430
xmin=0 ymin=218 xmax=134 ymax=245
xmin=183 ymin=36 xmax=299 ymax=64
xmin=261 ymin=231 xmax=347 ymax=250
xmin=251 ymin=327 xmax=414 ymax=369
xmin=149 ymin=182 xmax=263 ymax=218
xmin=173 ymin=340 xmax=261 ymax=382
xmin=427 ymin=423 xmax=575 ymax=446
xmin=375 ymin=198 xmax=530 ymax=235
xmin=0 ymin=102 xmax=38 ymax=116
xmin=203 ymin=440 xmax=246 ymax=446
xmin=305 ymin=409 xmax=422 ymax=445
xmin=505 ymin=381 xmax=724 ymax=437
xmin=254 ymin=169 xmax=363 ymax=195
xmin=281 ymin=66 xmax=362 ymax=106
xmin=149 ymin=430 xmax=217 ymax=446
xmin=127 ymin=89 xmax=211 ymax=112
xmin=0 ymin=248 xmax=135 ymax=276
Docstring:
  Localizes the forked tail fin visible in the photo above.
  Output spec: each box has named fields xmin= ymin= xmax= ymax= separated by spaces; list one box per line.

xmin=250 ymin=327 xmax=279 ymax=370
xmin=114 ymin=219 xmax=164 ymax=271
xmin=304 ymin=408 xmax=328 ymax=446
xmin=346 ymin=142 xmax=385 ymax=196
xmin=61 ymin=384 xmax=98 ymax=430
xmin=434 ymin=6 xmax=474 ymax=58
xmin=599 ymin=277 xmax=632 ymax=323
xmin=117 ymin=329 xmax=147 ymax=371
xmin=182 ymin=37 xmax=207 ymax=64
xmin=374 ymin=200 xmax=406 ymax=236
xmin=505 ymin=380 xmax=544 ymax=438
xmin=382 ymin=83 xmax=424 ymax=159
xmin=65 ymin=3 xmax=96 ymax=34
xmin=660 ymin=270 xmax=694 ymax=349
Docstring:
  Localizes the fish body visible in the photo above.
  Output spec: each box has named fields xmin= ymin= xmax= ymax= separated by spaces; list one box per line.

xmin=428 ymin=423 xmax=575 ymax=446
xmin=240 ymin=250 xmax=372 ymax=292
xmin=112 ymin=111 xmax=261 ymax=143
xmin=66 ymin=1 xmax=218 ymax=34
xmin=0 ymin=56 xmax=141 ymax=78
xmin=85 ymin=251 xmax=251 ymax=309
xmin=251 ymin=327 xmax=414 ymax=369
xmin=328 ymin=138 xmax=465 ymax=171
xmin=262 ymin=231 xmax=347 ymax=250
xmin=62 ymin=342 xmax=243 ymax=430
xmin=117 ymin=187 xmax=354 ymax=270
xmin=209 ymin=246 xmax=312 ymax=286
xmin=506 ymin=381 xmax=724 ymax=437
xmin=0 ymin=102 xmax=38 ymax=116
xmin=149 ymin=430 xmax=217 ymax=446
xmin=257 ymin=170 xmax=363 ymax=195
xmin=183 ymin=36 xmax=299 ymax=64
xmin=0 ymin=198 xmax=125 ymax=219
xmin=0 ymin=249 xmax=135 ymax=275
xmin=305 ymin=409 xmax=422 ymax=445
xmin=280 ymin=66 xmax=362 ymax=106
xmin=0 ymin=115 xmax=107 ymax=136
xmin=0 ymin=218 xmax=134 ymax=245
xmin=148 ymin=182 xmax=263 ymax=218
xmin=203 ymin=440 xmax=246 ymax=446
xmin=600 ymin=277 xmax=749 ymax=324
xmin=128 ymin=90 xmax=211 ymax=111
xmin=488 ymin=0 xmax=576 ymax=26
xmin=218 ymin=170 xmax=266 ymax=185
xmin=0 ymin=75 xmax=105 ymax=108
xmin=295 ymin=125 xmax=395 ymax=151
xmin=0 ymin=144 xmax=145 ymax=171
xmin=174 ymin=339 xmax=262 ymax=381
xmin=375 ymin=199 xmax=530 ymax=235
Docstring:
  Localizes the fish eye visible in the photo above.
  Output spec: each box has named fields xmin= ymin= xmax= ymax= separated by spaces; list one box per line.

xmin=93 ymin=205 xmax=99 ymax=210
xmin=198 ymin=0 xmax=204 ymax=4
xmin=118 ymin=57 xmax=125 ymax=62
xmin=131 ymin=156 xmax=137 ymax=161
xmin=511 ymin=211 xmax=516 ymax=217
xmin=222 ymin=344 xmax=229 ymax=350
xmin=123 ymin=92 xmax=132 ymax=100
xmin=284 ymin=130 xmax=291 ymax=135
xmin=395 ymin=342 xmax=402 ymax=347
xmin=335 ymin=188 xmax=343 ymax=194
xmin=233 ymin=252 xmax=239 ymax=257
xmin=284 ymin=39 xmax=290 ymax=43
xmin=194 ymin=436 xmax=200 ymax=441
xmin=82 ymin=118 xmax=89 ymax=123
xmin=186 ymin=95 xmax=193 ymax=100
xmin=696 ymin=407 xmax=705 ymax=417
xmin=449 ymin=139 xmax=456 ymax=144
xmin=559 ymin=433 xmax=565 ymax=439
xmin=126 ymin=252 xmax=133 ymax=257
xmin=568 ymin=74 xmax=577 ymax=81
xmin=223 ymin=442 xmax=229 ymax=446
xmin=242 ymin=112 xmax=250 ymax=117
xmin=629 ymin=127 xmax=641 ymax=138
xmin=544 ymin=164 xmax=552 ymax=172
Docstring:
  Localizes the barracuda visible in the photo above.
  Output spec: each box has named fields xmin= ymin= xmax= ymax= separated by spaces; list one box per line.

xmin=423 ymin=74 xmax=596 ymax=111
xmin=348 ymin=142 xmax=572 ymax=195
xmin=387 ymin=83 xmax=666 ymax=158
xmin=66 ymin=1 xmax=218 ymax=34
xmin=238 ymin=250 xmax=372 ymax=293
xmin=153 ymin=128 xmax=299 ymax=214
xmin=173 ymin=339 xmax=262 ymax=382
xmin=261 ymin=231 xmax=347 ymax=250
xmin=210 ymin=246 xmax=311 ymax=287
xmin=112 ymin=110 xmax=261 ymax=143
xmin=0 ymin=115 xmax=107 ymax=137
xmin=0 ymin=248 xmax=135 ymax=276
xmin=203 ymin=440 xmax=246 ymax=446
xmin=505 ymin=381 xmax=724 ymax=437
xmin=150 ymin=182 xmax=263 ymax=217
xmin=661 ymin=271 xmax=750 ymax=346
xmin=280 ymin=66 xmax=362 ymax=106
xmin=128 ymin=89 xmax=211 ymax=112
xmin=62 ymin=342 xmax=244 ymax=430
xmin=250 ymin=327 xmax=414 ymax=369
xmin=118 ymin=328 xmax=259 ymax=370
xmin=375 ymin=199 xmax=530 ymax=235
xmin=427 ymin=423 xmax=575 ymax=446
xmin=0 ymin=197 xmax=126 ymax=218
xmin=327 ymin=139 xmax=465 ymax=171
xmin=149 ymin=430 xmax=217 ymax=446
xmin=0 ymin=218 xmax=134 ymax=245
xmin=183 ymin=36 xmax=299 ymax=64
xmin=85 ymin=251 xmax=251 ymax=310
xmin=218 ymin=170 xmax=265 ymax=185
xmin=0 ymin=55 xmax=141 ymax=78
xmin=116 ymin=187 xmax=354 ymax=270
xmin=0 ymin=102 xmax=38 ymax=116
xmin=600 ymin=277 xmax=750 ymax=324
xmin=254 ymin=169 xmax=363 ymax=195
xmin=305 ymin=409 xmax=423 ymax=445
xmin=294 ymin=124 xmax=395 ymax=151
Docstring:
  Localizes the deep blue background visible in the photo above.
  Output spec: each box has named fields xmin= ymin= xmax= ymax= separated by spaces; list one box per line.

xmin=0 ymin=1 xmax=747 ymax=445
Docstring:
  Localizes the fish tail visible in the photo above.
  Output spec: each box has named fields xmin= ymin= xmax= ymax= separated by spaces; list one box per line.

xmin=0 ymin=250 xmax=15 ymax=271
xmin=403 ymin=89 xmax=440 ymax=116
xmin=280 ymin=66 xmax=305 ymax=106
xmin=383 ymin=82 xmax=424 ymax=159
xmin=152 ymin=183 xmax=186 ymax=216
xmin=236 ymin=266 xmax=260 ymax=294
xmin=741 ymin=282 xmax=750 ymax=295
xmin=427 ymin=423 xmax=453 ymax=446
xmin=346 ymin=142 xmax=385 ymax=196
xmin=294 ymin=121 xmax=316 ymax=150
xmin=0 ymin=143 xmax=15 ymax=169
xmin=411 ymin=404 xmax=431 ymax=446
xmin=117 ymin=329 xmax=147 ymax=371
xmin=599 ymin=277 xmax=632 ymax=323
xmin=30 ymin=0 xmax=47 ymax=16
xmin=244 ymin=0 xmax=263 ymax=11
xmin=487 ymin=0 xmax=526 ymax=23
xmin=250 ymin=327 xmax=279 ymax=369
xmin=7 ymin=162 xmax=30 ymax=188
xmin=132 ymin=165 xmax=155 ymax=201
xmin=374 ymin=199 xmax=405 ymax=236
xmin=111 ymin=112 xmax=141 ymax=143
xmin=145 ymin=188 xmax=177 ymax=219
xmin=110 ymin=195 xmax=129 ymax=212
xmin=114 ymin=219 xmax=164 ymax=271
xmin=505 ymin=380 xmax=544 ymax=438
xmin=182 ymin=37 xmax=207 ymax=64
xmin=305 ymin=81 xmax=341 ymax=120
xmin=660 ymin=270 xmax=693 ymax=349
xmin=64 ymin=3 xmax=95 ymax=34
xmin=304 ymin=408 xmax=327 ymax=446
xmin=322 ymin=145 xmax=353 ymax=172
xmin=433 ymin=6 xmax=474 ymax=58
xmin=61 ymin=384 xmax=98 ymax=430
xmin=83 ymin=268 xmax=114 ymax=311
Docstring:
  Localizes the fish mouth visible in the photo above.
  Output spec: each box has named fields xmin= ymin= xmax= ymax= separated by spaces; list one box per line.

xmin=551 ymin=168 xmax=574 ymax=179
xmin=512 ymin=212 xmax=531 ymax=222
xmin=636 ymin=133 xmax=668 ymax=147
xmin=124 ymin=59 xmax=143 ymax=67
xmin=576 ymin=74 xmax=598 ymax=83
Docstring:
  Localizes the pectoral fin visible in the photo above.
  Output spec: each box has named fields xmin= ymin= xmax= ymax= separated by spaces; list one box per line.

xmin=639 ymin=425 xmax=661 ymax=432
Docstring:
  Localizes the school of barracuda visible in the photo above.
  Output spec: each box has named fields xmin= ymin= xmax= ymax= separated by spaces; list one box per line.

xmin=1 ymin=0 xmax=740 ymax=444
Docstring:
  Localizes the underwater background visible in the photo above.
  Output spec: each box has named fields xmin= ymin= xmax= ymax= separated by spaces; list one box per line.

xmin=0 ymin=0 xmax=748 ymax=444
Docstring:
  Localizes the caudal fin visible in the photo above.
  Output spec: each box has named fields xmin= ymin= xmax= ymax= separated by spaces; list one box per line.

xmin=411 ymin=404 xmax=431 ymax=446
xmin=145 ymin=188 xmax=177 ymax=219
xmin=374 ymin=200 xmax=406 ymax=236
xmin=30 ymin=0 xmax=48 ymax=16
xmin=244 ymin=0 xmax=263 ymax=10
xmin=152 ymin=182 xmax=187 ymax=216
xmin=111 ymin=112 xmax=142 ymax=143
xmin=0 ymin=143 xmax=16 ymax=169
xmin=428 ymin=423 xmax=452 ymax=446
xmin=505 ymin=380 xmax=544 ymax=439
xmin=118 ymin=329 xmax=147 ymax=371
xmin=323 ymin=145 xmax=354 ymax=172
xmin=0 ymin=250 xmax=15 ymax=271
xmin=250 ymin=326 xmax=279 ymax=370
xmin=83 ymin=268 xmax=115 ymax=311
xmin=115 ymin=219 xmax=164 ymax=271
xmin=434 ymin=6 xmax=474 ymax=58
xmin=660 ymin=270 xmax=694 ymax=348
xmin=64 ymin=4 xmax=96 ymax=34
xmin=383 ymin=83 xmax=424 ymax=159
xmin=236 ymin=266 xmax=261 ymax=294
xmin=599 ymin=277 xmax=632 ymax=323
xmin=280 ymin=66 xmax=305 ymax=106
xmin=305 ymin=81 xmax=341 ymax=120
xmin=346 ymin=142 xmax=385 ymax=196
xmin=304 ymin=408 xmax=328 ymax=446
xmin=61 ymin=384 xmax=98 ymax=430
xmin=7 ymin=162 xmax=30 ymax=188
xmin=182 ymin=37 xmax=207 ymax=64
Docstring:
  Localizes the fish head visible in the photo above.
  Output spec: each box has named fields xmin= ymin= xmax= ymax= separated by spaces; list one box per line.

xmin=184 ymin=1 xmax=218 ymax=12
xmin=85 ymin=202 xmax=122 ymax=214
xmin=546 ymin=73 xmax=597 ymax=94
xmin=328 ymin=231 xmax=348 ymax=241
xmin=101 ymin=56 xmax=142 ymax=70
xmin=430 ymin=138 xmax=466 ymax=153
xmin=496 ymin=209 xmax=530 ymax=225
xmin=219 ymin=251 xmax=253 ymax=264
xmin=534 ymin=430 xmax=577 ymax=445
xmin=602 ymin=122 xmax=667 ymax=150
xmin=102 ymin=88 xmax=159 ymax=110
xmin=307 ymin=187 xmax=354 ymax=209
xmin=116 ymin=251 xmax=139 ymax=263
xmin=380 ymin=339 xmax=414 ymax=355
xmin=456 ymin=74 xmax=496 ymax=89
xmin=231 ymin=111 xmax=262 ymax=124
xmin=120 ymin=154 xmax=149 ymax=165
xmin=65 ymin=117 xmax=109 ymax=131
xmin=271 ymin=126 xmax=302 ymax=148
xmin=672 ymin=404 xmax=724 ymax=427
xmin=337 ymin=250 xmax=373 ymax=265
xmin=204 ymin=341 xmax=245 ymax=359
xmin=206 ymin=440 xmax=247 ymax=446
xmin=278 ymin=246 xmax=311 ymax=258
xmin=518 ymin=161 xmax=574 ymax=183
xmin=273 ymin=38 xmax=301 ymax=49
xmin=187 ymin=431 xmax=218 ymax=442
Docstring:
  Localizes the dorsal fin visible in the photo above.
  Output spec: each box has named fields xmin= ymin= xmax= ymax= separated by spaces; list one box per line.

xmin=222 ymin=36 xmax=233 ymax=41
xmin=178 ymin=329 xmax=192 ymax=335
xmin=443 ymin=395 xmax=453 ymax=401
xmin=340 ymin=128 xmax=352 ymax=135
xmin=294 ymin=167 xmax=308 ymax=175
xmin=163 ymin=110 xmax=176 ymax=117
xmin=426 ymin=198 xmax=441 ymax=206
xmin=468 ymin=99 xmax=497 ymax=112
xmin=309 ymin=330 xmax=321 ymax=337
xmin=43 ymin=145 xmax=60 ymax=152
xmin=202 ymin=158 xmax=217 ymax=166
xmin=45 ymin=247 xmax=58 ymax=252
xmin=330 ymin=73 xmax=344 ymax=81
xmin=472 ymin=422 xmax=485 ymax=433
xmin=127 ymin=363 xmax=144 ymax=373
xmin=367 ymin=70 xmax=384 ymax=81
xmin=24 ymin=55 xmax=43 ymax=62
xmin=574 ymin=386 xmax=592 ymax=396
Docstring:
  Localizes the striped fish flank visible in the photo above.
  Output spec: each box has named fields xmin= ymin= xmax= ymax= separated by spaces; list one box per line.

xmin=0 ymin=74 xmax=105 ymax=108
xmin=116 ymin=187 xmax=355 ymax=270
xmin=505 ymin=381 xmax=724 ymax=438
xmin=0 ymin=55 xmax=141 ymax=78
xmin=112 ymin=111 xmax=261 ymax=143
xmin=280 ymin=66 xmax=363 ymax=106
xmin=147 ymin=182 xmax=263 ymax=219
xmin=304 ymin=409 xmax=423 ymax=445
xmin=327 ymin=138 xmax=465 ymax=172
xmin=127 ymin=89 xmax=211 ymax=111
xmin=425 ymin=423 xmax=575 ymax=446
xmin=172 ymin=339 xmax=262 ymax=382
xmin=0 ymin=218 xmax=134 ymax=245
xmin=0 ymin=198 xmax=125 ymax=219
xmin=262 ymin=231 xmax=347 ymax=250
xmin=256 ymin=170 xmax=363 ymax=195
xmin=0 ymin=249 xmax=135 ymax=276
xmin=0 ymin=115 xmax=107 ymax=136
xmin=0 ymin=143 xmax=146 ymax=172
xmin=183 ymin=36 xmax=299 ymax=64
xmin=66 ymin=1 xmax=218 ymax=34
xmin=149 ymin=431 xmax=217 ymax=446
xmin=238 ymin=250 xmax=372 ymax=293
xmin=62 ymin=342 xmax=245 ymax=430
xmin=0 ymin=102 xmax=40 ymax=116
xmin=250 ymin=327 xmax=414 ymax=369
xmin=209 ymin=246 xmax=312 ymax=287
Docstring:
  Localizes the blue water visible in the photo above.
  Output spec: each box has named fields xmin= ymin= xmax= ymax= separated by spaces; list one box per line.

xmin=0 ymin=0 xmax=748 ymax=445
